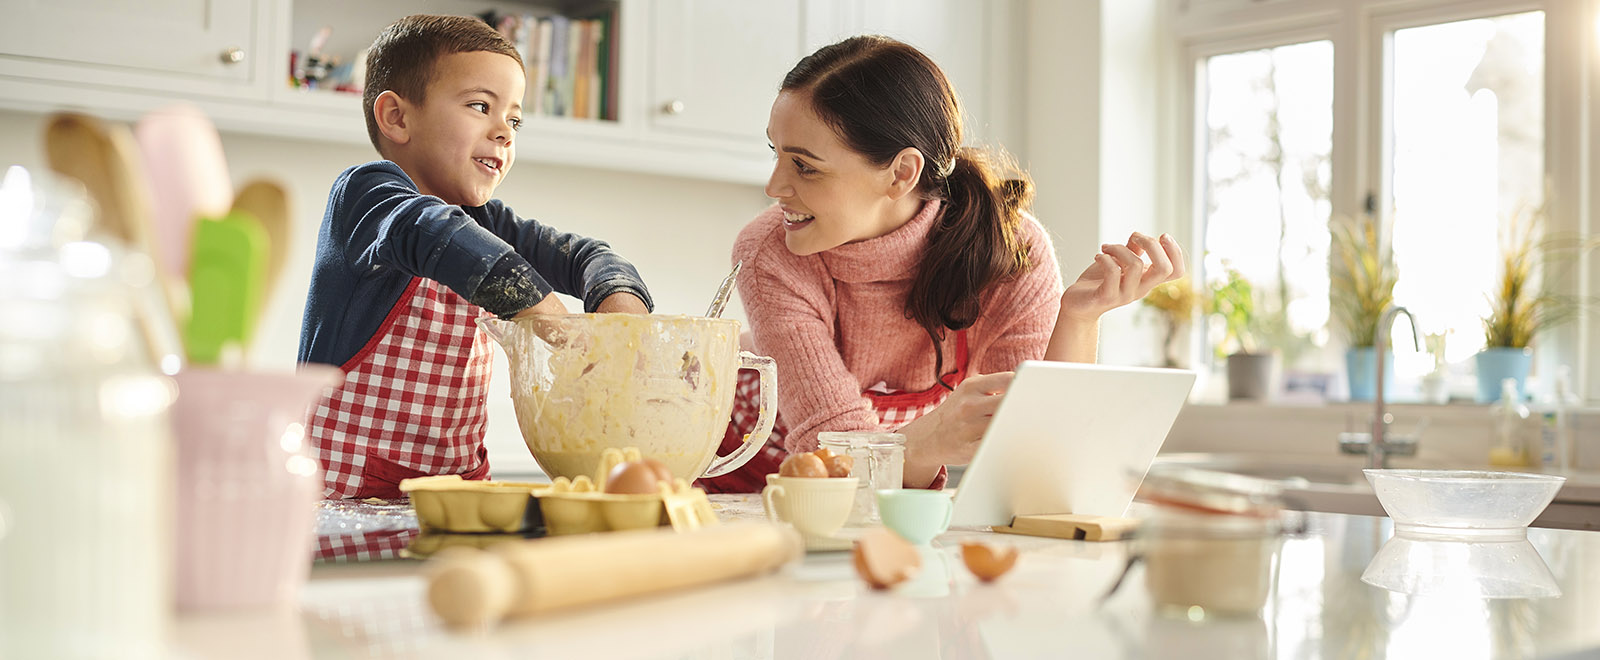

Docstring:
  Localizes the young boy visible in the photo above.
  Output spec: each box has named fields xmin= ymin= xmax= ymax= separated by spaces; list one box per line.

xmin=298 ymin=14 xmax=652 ymax=499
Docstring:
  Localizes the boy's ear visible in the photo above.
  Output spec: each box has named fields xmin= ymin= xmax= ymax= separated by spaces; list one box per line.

xmin=884 ymin=147 xmax=925 ymax=200
xmin=374 ymin=90 xmax=412 ymax=146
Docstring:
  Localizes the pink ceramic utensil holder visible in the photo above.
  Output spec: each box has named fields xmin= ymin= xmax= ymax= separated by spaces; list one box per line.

xmin=171 ymin=366 xmax=339 ymax=610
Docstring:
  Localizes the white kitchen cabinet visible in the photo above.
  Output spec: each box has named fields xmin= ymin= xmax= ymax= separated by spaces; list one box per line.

xmin=805 ymin=0 xmax=1024 ymax=155
xmin=0 ymin=0 xmax=273 ymax=99
xmin=0 ymin=0 xmax=1018 ymax=185
xmin=644 ymin=0 xmax=804 ymax=151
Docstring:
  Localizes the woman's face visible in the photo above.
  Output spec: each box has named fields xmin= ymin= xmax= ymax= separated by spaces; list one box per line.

xmin=764 ymin=91 xmax=903 ymax=256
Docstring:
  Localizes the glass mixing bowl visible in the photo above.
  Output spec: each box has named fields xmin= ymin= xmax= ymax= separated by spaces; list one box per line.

xmin=1363 ymin=469 xmax=1565 ymax=532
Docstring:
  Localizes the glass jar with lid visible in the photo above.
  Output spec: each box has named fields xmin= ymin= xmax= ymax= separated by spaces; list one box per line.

xmin=0 ymin=167 xmax=176 ymax=658
xmin=1138 ymin=466 xmax=1293 ymax=619
xmin=817 ymin=431 xmax=905 ymax=525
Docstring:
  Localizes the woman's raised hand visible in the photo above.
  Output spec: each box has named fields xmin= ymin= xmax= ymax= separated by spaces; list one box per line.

xmin=899 ymin=371 xmax=1014 ymax=487
xmin=1060 ymin=232 xmax=1185 ymax=322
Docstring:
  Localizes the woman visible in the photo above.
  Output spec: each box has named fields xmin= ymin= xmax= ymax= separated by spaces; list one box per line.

xmin=700 ymin=35 xmax=1184 ymax=492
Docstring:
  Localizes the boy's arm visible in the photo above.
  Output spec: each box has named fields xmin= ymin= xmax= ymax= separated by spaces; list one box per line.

xmin=478 ymin=203 xmax=654 ymax=313
xmin=342 ymin=162 xmax=559 ymax=317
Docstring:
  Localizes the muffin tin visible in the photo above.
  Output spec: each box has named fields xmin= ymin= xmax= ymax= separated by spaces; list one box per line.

xmin=399 ymin=448 xmax=719 ymax=536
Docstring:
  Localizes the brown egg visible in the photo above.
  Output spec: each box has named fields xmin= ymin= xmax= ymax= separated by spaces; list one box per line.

xmin=605 ymin=460 xmax=665 ymax=494
xmin=639 ymin=458 xmax=674 ymax=483
xmin=822 ymin=451 xmax=854 ymax=478
xmin=778 ymin=452 xmax=828 ymax=478
xmin=853 ymin=527 xmax=921 ymax=589
xmin=960 ymin=541 xmax=1019 ymax=582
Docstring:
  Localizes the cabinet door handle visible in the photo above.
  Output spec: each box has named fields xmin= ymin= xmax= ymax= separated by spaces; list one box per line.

xmin=220 ymin=47 xmax=246 ymax=65
xmin=661 ymin=99 xmax=686 ymax=115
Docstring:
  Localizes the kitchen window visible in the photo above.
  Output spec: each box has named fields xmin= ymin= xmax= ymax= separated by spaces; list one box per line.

xmin=1389 ymin=12 xmax=1544 ymax=367
xmin=1198 ymin=40 xmax=1334 ymax=368
xmin=1179 ymin=0 xmax=1591 ymax=402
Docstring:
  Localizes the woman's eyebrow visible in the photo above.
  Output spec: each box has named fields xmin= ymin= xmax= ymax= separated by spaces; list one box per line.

xmin=766 ymin=131 xmax=824 ymax=161
xmin=780 ymin=145 xmax=824 ymax=161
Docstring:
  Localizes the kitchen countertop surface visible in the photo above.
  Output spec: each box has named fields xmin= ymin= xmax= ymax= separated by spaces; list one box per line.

xmin=174 ymin=495 xmax=1600 ymax=659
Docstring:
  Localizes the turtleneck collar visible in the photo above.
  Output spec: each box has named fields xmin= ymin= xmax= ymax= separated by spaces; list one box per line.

xmin=818 ymin=199 xmax=942 ymax=284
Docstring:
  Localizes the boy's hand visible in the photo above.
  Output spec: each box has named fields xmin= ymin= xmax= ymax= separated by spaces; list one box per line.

xmin=596 ymin=292 xmax=649 ymax=314
xmin=512 ymin=292 xmax=570 ymax=319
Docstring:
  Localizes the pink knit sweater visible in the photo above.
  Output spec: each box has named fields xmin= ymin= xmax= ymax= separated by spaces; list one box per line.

xmin=733 ymin=199 xmax=1066 ymax=454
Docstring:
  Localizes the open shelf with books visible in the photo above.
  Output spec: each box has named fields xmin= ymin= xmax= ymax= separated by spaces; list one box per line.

xmin=284 ymin=0 xmax=622 ymax=124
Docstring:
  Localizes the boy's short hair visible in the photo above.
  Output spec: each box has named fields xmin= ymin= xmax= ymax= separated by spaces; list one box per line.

xmin=362 ymin=14 xmax=525 ymax=152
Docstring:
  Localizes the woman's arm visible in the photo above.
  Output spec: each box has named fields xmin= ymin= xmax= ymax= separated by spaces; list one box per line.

xmin=1047 ymin=232 xmax=1185 ymax=362
xmin=899 ymin=231 xmax=1186 ymax=486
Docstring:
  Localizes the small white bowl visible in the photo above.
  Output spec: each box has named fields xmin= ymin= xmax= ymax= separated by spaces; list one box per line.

xmin=1363 ymin=469 xmax=1565 ymax=532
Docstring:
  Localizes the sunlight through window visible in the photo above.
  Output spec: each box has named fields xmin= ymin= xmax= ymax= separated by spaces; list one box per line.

xmin=1199 ymin=41 xmax=1334 ymax=370
xmin=1390 ymin=12 xmax=1545 ymax=379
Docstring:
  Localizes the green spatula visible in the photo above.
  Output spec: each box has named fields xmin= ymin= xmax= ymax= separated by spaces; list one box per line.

xmin=184 ymin=211 xmax=267 ymax=365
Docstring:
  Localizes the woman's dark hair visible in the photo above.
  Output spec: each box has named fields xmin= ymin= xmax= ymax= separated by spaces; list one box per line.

xmin=782 ymin=35 xmax=1035 ymax=388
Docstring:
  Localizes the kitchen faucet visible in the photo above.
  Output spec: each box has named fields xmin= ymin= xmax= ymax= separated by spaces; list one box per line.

xmin=1339 ymin=305 xmax=1424 ymax=469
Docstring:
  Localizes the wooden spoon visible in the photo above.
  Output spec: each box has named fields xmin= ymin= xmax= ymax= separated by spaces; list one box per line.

xmin=43 ymin=113 xmax=154 ymax=250
xmin=42 ymin=112 xmax=182 ymax=367
xmin=230 ymin=179 xmax=290 ymax=303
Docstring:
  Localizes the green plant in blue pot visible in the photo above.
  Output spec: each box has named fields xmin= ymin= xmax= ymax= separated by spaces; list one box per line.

xmin=1476 ymin=205 xmax=1578 ymax=402
xmin=1331 ymin=216 xmax=1398 ymax=401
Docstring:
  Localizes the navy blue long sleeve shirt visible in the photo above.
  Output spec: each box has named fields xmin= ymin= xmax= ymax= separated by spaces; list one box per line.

xmin=298 ymin=161 xmax=653 ymax=367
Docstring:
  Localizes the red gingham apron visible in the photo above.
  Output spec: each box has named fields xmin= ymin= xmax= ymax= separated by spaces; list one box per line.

xmin=315 ymin=528 xmax=420 ymax=562
xmin=307 ymin=277 xmax=493 ymax=499
xmin=698 ymin=331 xmax=968 ymax=493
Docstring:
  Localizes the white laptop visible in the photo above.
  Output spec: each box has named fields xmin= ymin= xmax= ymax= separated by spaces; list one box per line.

xmin=948 ymin=360 xmax=1197 ymax=528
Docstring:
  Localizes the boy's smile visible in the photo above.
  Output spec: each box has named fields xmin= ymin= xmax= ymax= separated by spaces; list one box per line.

xmin=395 ymin=50 xmax=525 ymax=206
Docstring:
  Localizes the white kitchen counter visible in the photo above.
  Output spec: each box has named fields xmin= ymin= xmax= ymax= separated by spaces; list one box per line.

xmin=171 ymin=495 xmax=1600 ymax=659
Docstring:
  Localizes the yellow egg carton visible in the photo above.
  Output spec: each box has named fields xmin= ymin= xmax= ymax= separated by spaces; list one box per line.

xmin=399 ymin=448 xmax=718 ymax=536
xmin=539 ymin=447 xmax=719 ymax=535
xmin=403 ymin=530 xmax=527 ymax=559
xmin=400 ymin=476 xmax=548 ymax=533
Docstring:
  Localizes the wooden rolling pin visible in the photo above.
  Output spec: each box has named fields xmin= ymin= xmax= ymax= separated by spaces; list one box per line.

xmin=426 ymin=521 xmax=802 ymax=628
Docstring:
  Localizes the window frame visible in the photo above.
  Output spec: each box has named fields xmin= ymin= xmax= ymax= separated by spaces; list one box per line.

xmin=1171 ymin=0 xmax=1598 ymax=402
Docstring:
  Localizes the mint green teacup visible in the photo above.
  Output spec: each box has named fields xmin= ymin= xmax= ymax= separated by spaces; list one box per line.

xmin=876 ymin=489 xmax=953 ymax=545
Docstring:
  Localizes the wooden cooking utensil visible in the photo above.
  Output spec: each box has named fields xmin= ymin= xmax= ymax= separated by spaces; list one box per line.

xmin=229 ymin=178 xmax=290 ymax=320
xmin=42 ymin=113 xmax=153 ymax=249
xmin=426 ymin=521 xmax=801 ymax=628
xmin=43 ymin=112 xmax=182 ymax=366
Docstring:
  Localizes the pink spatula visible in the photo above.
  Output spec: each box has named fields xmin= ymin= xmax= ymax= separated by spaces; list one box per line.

xmin=134 ymin=103 xmax=233 ymax=316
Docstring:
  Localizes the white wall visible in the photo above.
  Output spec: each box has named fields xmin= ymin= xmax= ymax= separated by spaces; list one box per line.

xmin=1025 ymin=0 xmax=1177 ymax=368
xmin=0 ymin=109 xmax=770 ymax=474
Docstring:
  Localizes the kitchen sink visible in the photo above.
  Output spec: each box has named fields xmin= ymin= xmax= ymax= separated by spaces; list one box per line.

xmin=1146 ymin=452 xmax=1600 ymax=532
xmin=1150 ymin=452 xmax=1371 ymax=487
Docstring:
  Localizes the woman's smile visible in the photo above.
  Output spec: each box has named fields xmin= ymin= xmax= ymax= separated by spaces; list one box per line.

xmin=782 ymin=208 xmax=815 ymax=230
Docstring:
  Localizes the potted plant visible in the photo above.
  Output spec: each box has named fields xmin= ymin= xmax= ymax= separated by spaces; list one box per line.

xmin=1141 ymin=278 xmax=1198 ymax=368
xmin=1330 ymin=215 xmax=1398 ymax=401
xmin=1476 ymin=205 xmax=1578 ymax=402
xmin=1209 ymin=269 xmax=1276 ymax=400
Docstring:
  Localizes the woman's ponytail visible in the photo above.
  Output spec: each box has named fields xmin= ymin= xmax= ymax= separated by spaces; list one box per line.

xmin=907 ymin=147 xmax=1033 ymax=388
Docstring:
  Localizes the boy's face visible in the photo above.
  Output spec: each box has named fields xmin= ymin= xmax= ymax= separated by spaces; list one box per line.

xmin=401 ymin=51 xmax=525 ymax=206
